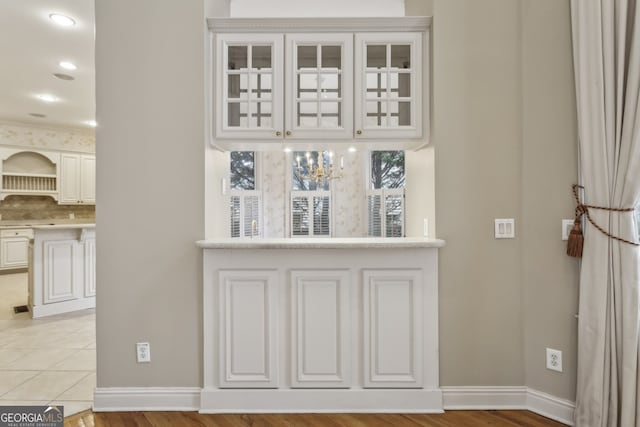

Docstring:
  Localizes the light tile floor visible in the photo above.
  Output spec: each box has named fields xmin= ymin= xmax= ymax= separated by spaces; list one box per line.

xmin=0 ymin=272 xmax=95 ymax=416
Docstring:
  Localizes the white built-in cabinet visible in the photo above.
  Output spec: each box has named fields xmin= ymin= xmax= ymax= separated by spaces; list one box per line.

xmin=0 ymin=228 xmax=33 ymax=269
xmin=201 ymin=244 xmax=442 ymax=412
xmin=211 ymin=18 xmax=430 ymax=146
xmin=29 ymin=226 xmax=96 ymax=318
xmin=59 ymin=154 xmax=96 ymax=205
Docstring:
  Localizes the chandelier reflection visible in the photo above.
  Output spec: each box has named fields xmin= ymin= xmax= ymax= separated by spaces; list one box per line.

xmin=296 ymin=151 xmax=344 ymax=185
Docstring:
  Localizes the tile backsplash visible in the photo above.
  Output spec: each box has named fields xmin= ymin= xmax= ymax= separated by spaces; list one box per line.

xmin=0 ymin=195 xmax=95 ymax=221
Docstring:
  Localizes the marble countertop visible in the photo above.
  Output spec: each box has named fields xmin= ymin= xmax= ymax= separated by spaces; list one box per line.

xmin=196 ymin=237 xmax=445 ymax=249
xmin=0 ymin=220 xmax=94 ymax=229
xmin=31 ymin=223 xmax=95 ymax=230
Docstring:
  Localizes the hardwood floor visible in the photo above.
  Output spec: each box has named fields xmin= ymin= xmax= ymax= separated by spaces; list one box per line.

xmin=65 ymin=410 xmax=568 ymax=427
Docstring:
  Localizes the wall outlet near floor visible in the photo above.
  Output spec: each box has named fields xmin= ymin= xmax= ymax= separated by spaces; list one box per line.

xmin=546 ymin=348 xmax=562 ymax=372
xmin=136 ymin=342 xmax=151 ymax=363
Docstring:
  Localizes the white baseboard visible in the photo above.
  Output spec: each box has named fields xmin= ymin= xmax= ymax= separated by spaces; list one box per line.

xmin=94 ymin=387 xmax=200 ymax=412
xmin=441 ymin=386 xmax=575 ymax=426
xmin=94 ymin=385 xmax=574 ymax=426
xmin=200 ymin=388 xmax=443 ymax=413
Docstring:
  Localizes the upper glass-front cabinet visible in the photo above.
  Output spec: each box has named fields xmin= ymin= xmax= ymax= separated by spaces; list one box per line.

xmin=285 ymin=34 xmax=353 ymax=139
xmin=212 ymin=23 xmax=428 ymax=144
xmin=354 ymin=33 xmax=423 ymax=140
xmin=215 ymin=34 xmax=284 ymax=139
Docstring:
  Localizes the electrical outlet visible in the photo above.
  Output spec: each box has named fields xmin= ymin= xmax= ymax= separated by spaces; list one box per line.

xmin=494 ymin=219 xmax=515 ymax=239
xmin=136 ymin=342 xmax=151 ymax=363
xmin=546 ymin=348 xmax=562 ymax=372
xmin=562 ymin=219 xmax=574 ymax=241
xmin=69 ymin=212 xmax=75 ymax=220
xmin=423 ymin=218 xmax=429 ymax=237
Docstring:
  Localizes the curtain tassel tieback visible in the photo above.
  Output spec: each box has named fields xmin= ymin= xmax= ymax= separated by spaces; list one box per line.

xmin=567 ymin=184 xmax=639 ymax=258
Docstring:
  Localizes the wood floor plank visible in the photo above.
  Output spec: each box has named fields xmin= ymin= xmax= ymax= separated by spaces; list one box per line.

xmin=64 ymin=410 xmax=567 ymax=427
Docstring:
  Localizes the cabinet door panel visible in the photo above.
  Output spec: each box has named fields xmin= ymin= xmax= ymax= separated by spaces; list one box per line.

xmin=84 ymin=237 xmax=96 ymax=297
xmin=43 ymin=240 xmax=80 ymax=304
xmin=219 ymin=269 xmax=278 ymax=388
xmin=363 ymin=269 xmax=423 ymax=388
xmin=285 ymin=33 xmax=353 ymax=139
xmin=59 ymin=154 xmax=80 ymax=204
xmin=215 ymin=34 xmax=283 ymax=140
xmin=290 ymin=270 xmax=350 ymax=388
xmin=1 ymin=237 xmax=29 ymax=268
xmin=80 ymin=156 xmax=96 ymax=204
xmin=355 ymin=33 xmax=422 ymax=140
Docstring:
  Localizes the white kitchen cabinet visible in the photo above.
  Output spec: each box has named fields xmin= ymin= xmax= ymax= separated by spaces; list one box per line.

xmin=29 ymin=226 xmax=96 ymax=318
xmin=354 ymin=32 xmax=423 ymax=140
xmin=215 ymin=33 xmax=284 ymax=140
xmin=59 ymin=154 xmax=95 ymax=205
xmin=210 ymin=18 xmax=430 ymax=146
xmin=284 ymin=33 xmax=353 ymax=139
xmin=0 ymin=228 xmax=33 ymax=269
xmin=200 ymin=242 xmax=442 ymax=412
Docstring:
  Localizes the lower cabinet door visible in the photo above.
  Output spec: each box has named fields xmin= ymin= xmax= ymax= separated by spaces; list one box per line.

xmin=1 ymin=237 xmax=29 ymax=268
xmin=43 ymin=240 xmax=80 ymax=304
xmin=363 ymin=269 xmax=423 ymax=388
xmin=219 ymin=269 xmax=279 ymax=388
xmin=290 ymin=269 xmax=351 ymax=388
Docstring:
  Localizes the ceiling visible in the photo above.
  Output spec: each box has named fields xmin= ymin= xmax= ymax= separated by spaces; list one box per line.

xmin=0 ymin=0 xmax=95 ymax=130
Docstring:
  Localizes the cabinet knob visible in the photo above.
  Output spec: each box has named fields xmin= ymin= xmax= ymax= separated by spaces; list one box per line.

xmin=275 ymin=131 xmax=281 ymax=137
xmin=356 ymin=130 xmax=362 ymax=135
xmin=285 ymin=130 xmax=292 ymax=136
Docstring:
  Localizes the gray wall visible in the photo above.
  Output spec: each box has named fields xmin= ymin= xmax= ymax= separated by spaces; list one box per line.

xmin=521 ymin=0 xmax=579 ymax=400
xmin=95 ymin=0 xmax=204 ymax=387
xmin=95 ymin=0 xmax=579 ymax=401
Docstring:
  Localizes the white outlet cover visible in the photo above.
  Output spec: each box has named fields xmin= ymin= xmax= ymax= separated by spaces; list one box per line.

xmin=562 ymin=219 xmax=574 ymax=241
xmin=546 ymin=347 xmax=562 ymax=372
xmin=136 ymin=342 xmax=151 ymax=363
xmin=495 ymin=219 xmax=515 ymax=239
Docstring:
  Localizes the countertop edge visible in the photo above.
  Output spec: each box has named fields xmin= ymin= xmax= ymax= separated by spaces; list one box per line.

xmin=196 ymin=238 xmax=446 ymax=249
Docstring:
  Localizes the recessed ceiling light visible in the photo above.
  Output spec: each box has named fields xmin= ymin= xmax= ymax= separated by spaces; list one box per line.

xmin=59 ymin=61 xmax=77 ymax=70
xmin=84 ymin=120 xmax=97 ymax=127
xmin=49 ymin=13 xmax=76 ymax=27
xmin=53 ymin=73 xmax=75 ymax=81
xmin=348 ymin=147 xmax=357 ymax=153
xmin=283 ymin=147 xmax=292 ymax=153
xmin=36 ymin=94 xmax=58 ymax=103
xmin=29 ymin=113 xmax=47 ymax=118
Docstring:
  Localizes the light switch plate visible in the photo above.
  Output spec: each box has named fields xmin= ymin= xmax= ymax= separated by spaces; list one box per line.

xmin=495 ymin=219 xmax=515 ymax=239
xmin=562 ymin=219 xmax=574 ymax=241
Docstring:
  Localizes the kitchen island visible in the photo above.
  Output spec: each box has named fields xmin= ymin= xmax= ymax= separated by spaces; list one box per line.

xmin=196 ymin=237 xmax=444 ymax=413
xmin=28 ymin=224 xmax=95 ymax=318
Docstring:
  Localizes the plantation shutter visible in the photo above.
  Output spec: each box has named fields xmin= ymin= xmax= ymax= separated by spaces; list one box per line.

xmin=367 ymin=193 xmax=383 ymax=237
xmin=366 ymin=189 xmax=404 ymax=237
xmin=291 ymin=195 xmax=310 ymax=236
xmin=291 ymin=191 xmax=331 ymax=237
xmin=229 ymin=191 xmax=262 ymax=238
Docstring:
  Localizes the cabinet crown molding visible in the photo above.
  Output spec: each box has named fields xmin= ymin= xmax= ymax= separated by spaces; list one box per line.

xmin=208 ymin=17 xmax=432 ymax=33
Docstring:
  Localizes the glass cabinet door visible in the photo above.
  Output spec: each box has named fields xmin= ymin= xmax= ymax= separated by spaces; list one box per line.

xmin=215 ymin=34 xmax=283 ymax=139
xmin=354 ymin=33 xmax=423 ymax=140
xmin=285 ymin=34 xmax=353 ymax=139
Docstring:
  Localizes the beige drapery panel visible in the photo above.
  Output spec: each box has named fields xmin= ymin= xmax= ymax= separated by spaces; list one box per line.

xmin=570 ymin=1 xmax=640 ymax=426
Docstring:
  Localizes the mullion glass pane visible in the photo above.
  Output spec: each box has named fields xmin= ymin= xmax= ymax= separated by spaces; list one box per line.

xmin=228 ymin=46 xmax=247 ymax=70
xmin=297 ymin=102 xmax=319 ymax=128
xmin=321 ymin=45 xmax=341 ymax=70
xmin=366 ymin=73 xmax=387 ymax=98
xmin=298 ymin=45 xmax=317 ymax=70
xmin=252 ymin=45 xmax=271 ymax=70
xmin=320 ymin=74 xmax=340 ymax=98
xmin=298 ymin=74 xmax=318 ymax=99
xmin=367 ymin=45 xmax=387 ymax=68
xmin=320 ymin=102 xmax=340 ymax=128
xmin=250 ymin=74 xmax=272 ymax=100
xmin=391 ymin=44 xmax=411 ymax=69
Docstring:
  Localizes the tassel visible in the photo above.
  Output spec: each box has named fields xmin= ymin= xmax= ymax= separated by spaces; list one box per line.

xmin=566 ymin=219 xmax=584 ymax=258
